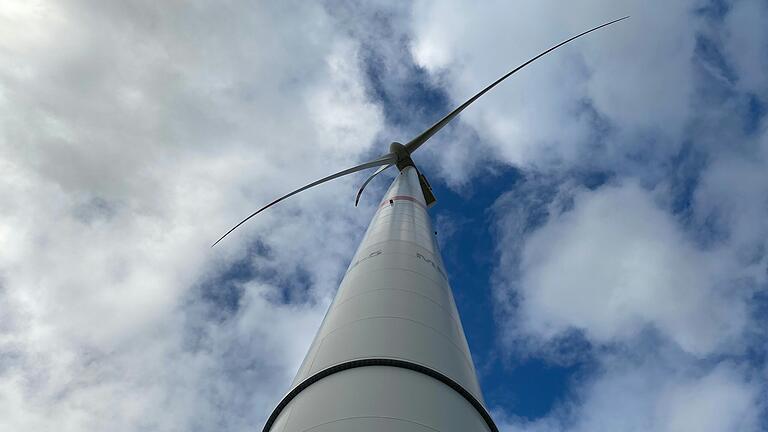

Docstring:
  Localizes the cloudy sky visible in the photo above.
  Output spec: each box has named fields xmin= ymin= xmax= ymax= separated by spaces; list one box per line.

xmin=1 ymin=0 xmax=766 ymax=431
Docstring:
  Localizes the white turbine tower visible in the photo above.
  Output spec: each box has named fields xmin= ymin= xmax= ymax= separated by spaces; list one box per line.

xmin=213 ymin=17 xmax=627 ymax=432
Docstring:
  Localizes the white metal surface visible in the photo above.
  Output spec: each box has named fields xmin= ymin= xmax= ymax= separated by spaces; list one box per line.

xmin=266 ymin=167 xmax=492 ymax=432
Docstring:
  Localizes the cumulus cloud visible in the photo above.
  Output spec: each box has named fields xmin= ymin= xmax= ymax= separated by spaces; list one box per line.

xmin=499 ymin=357 xmax=761 ymax=432
xmin=510 ymin=181 xmax=746 ymax=356
xmin=414 ymin=0 xmax=768 ymax=429
xmin=410 ymin=0 xmax=702 ymax=172
xmin=488 ymin=130 xmax=767 ymax=431
xmin=2 ymin=0 xmax=767 ymax=431
xmin=692 ymin=129 xmax=768 ymax=281
xmin=721 ymin=0 xmax=768 ymax=95
xmin=0 ymin=1 xmax=384 ymax=430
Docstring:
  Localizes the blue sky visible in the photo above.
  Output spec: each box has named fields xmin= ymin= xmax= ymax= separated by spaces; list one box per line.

xmin=1 ymin=1 xmax=767 ymax=431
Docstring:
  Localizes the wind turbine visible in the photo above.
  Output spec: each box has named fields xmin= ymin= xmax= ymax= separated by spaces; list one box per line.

xmin=214 ymin=16 xmax=627 ymax=432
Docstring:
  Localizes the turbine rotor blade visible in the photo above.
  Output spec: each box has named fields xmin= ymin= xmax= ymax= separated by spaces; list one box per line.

xmin=355 ymin=163 xmax=393 ymax=207
xmin=404 ymin=16 xmax=629 ymax=154
xmin=212 ymin=153 xmax=397 ymax=247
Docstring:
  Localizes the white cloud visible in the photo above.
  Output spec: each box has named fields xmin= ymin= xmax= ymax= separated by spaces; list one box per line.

xmin=410 ymin=0 xmax=701 ymax=173
xmin=0 ymin=1 xmax=384 ymax=430
xmin=2 ymin=0 xmax=767 ymax=430
xmin=406 ymin=0 xmax=768 ymax=429
xmin=722 ymin=0 xmax=768 ymax=95
xmin=692 ymin=127 xmax=768 ymax=284
xmin=490 ymin=176 xmax=765 ymax=429
xmin=499 ymin=181 xmax=747 ymax=356
xmin=573 ymin=360 xmax=759 ymax=432
xmin=498 ymin=358 xmax=761 ymax=432
xmin=654 ymin=364 xmax=759 ymax=432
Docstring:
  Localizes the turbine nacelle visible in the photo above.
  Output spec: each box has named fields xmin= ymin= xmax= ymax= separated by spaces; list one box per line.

xmin=211 ymin=16 xmax=629 ymax=247
xmin=389 ymin=141 xmax=417 ymax=171
xmin=389 ymin=141 xmax=407 ymax=156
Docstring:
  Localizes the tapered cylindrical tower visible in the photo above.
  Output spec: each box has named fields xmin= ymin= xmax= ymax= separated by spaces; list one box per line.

xmin=264 ymin=166 xmax=496 ymax=432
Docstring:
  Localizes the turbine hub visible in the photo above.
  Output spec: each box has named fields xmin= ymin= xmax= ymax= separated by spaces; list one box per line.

xmin=389 ymin=141 xmax=407 ymax=157
xmin=389 ymin=142 xmax=415 ymax=171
